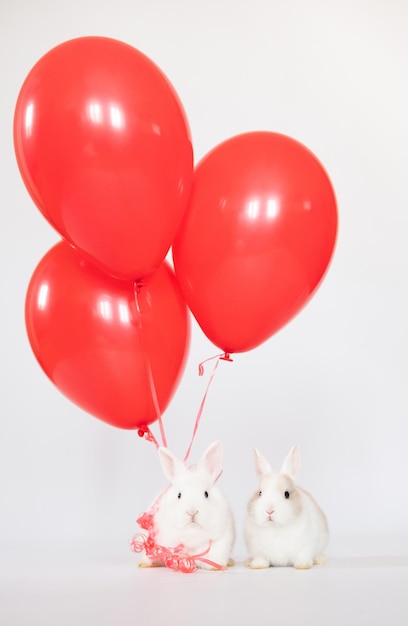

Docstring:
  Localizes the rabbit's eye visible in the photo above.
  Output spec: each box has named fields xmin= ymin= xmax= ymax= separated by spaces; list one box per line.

xmin=258 ymin=491 xmax=262 ymax=497
xmin=177 ymin=492 xmax=182 ymax=499
xmin=284 ymin=491 xmax=290 ymax=499
xmin=204 ymin=491 xmax=209 ymax=498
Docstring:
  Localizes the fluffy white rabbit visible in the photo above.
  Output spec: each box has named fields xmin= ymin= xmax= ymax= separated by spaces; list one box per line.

xmin=244 ymin=445 xmax=329 ymax=569
xmin=138 ymin=441 xmax=235 ymax=570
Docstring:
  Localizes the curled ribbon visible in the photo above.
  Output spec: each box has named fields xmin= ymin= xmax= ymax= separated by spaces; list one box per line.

xmin=130 ymin=532 xmax=225 ymax=573
xmin=131 ymin=507 xmax=226 ymax=573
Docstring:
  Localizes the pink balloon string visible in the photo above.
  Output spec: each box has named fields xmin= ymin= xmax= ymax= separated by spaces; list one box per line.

xmin=133 ymin=281 xmax=167 ymax=448
xmin=183 ymin=352 xmax=233 ymax=463
xmin=133 ymin=352 xmax=233 ymax=572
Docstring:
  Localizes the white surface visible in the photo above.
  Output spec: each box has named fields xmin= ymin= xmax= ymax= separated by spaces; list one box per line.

xmin=1 ymin=0 xmax=408 ymax=623
xmin=1 ymin=538 xmax=408 ymax=626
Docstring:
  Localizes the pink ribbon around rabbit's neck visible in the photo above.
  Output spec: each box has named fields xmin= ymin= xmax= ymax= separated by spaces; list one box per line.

xmin=131 ymin=501 xmax=226 ymax=573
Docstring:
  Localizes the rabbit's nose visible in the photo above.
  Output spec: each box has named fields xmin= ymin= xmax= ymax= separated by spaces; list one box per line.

xmin=266 ymin=509 xmax=274 ymax=516
xmin=188 ymin=509 xmax=199 ymax=519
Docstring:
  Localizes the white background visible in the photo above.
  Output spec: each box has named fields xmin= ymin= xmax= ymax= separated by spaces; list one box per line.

xmin=1 ymin=1 xmax=407 ymax=624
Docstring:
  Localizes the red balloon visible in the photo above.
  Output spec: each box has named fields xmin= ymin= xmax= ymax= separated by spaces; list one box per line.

xmin=14 ymin=37 xmax=193 ymax=280
xmin=172 ymin=132 xmax=338 ymax=353
xmin=25 ymin=242 xmax=190 ymax=429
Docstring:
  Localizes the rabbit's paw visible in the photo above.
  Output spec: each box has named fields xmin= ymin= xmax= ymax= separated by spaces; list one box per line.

xmin=245 ymin=557 xmax=269 ymax=569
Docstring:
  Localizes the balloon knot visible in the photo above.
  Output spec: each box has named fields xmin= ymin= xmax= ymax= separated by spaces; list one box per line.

xmin=137 ymin=425 xmax=148 ymax=438
xmin=134 ymin=280 xmax=145 ymax=294
xmin=198 ymin=352 xmax=233 ymax=376
xmin=137 ymin=425 xmax=160 ymax=447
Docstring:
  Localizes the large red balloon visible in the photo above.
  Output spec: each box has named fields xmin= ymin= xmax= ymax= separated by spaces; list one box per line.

xmin=14 ymin=37 xmax=193 ymax=280
xmin=172 ymin=132 xmax=338 ymax=353
xmin=25 ymin=242 xmax=190 ymax=429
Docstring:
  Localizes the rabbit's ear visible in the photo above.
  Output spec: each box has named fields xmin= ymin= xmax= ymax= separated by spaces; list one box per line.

xmin=280 ymin=444 xmax=301 ymax=479
xmin=198 ymin=441 xmax=223 ymax=484
xmin=254 ymin=448 xmax=273 ymax=479
xmin=158 ymin=446 xmax=186 ymax=484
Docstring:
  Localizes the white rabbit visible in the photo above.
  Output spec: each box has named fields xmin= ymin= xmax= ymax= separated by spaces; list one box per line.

xmin=244 ymin=445 xmax=329 ymax=569
xmin=138 ymin=441 xmax=235 ymax=570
